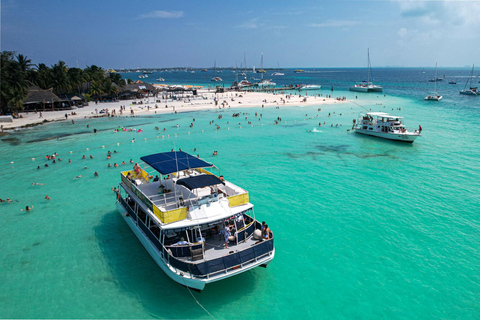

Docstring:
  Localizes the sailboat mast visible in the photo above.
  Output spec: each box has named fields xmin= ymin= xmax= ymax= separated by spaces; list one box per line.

xmin=261 ymin=52 xmax=264 ymax=81
xmin=434 ymin=62 xmax=438 ymax=93
xmin=235 ymin=61 xmax=238 ymax=83
xmin=244 ymin=53 xmax=247 ymax=76
xmin=367 ymin=48 xmax=370 ymax=84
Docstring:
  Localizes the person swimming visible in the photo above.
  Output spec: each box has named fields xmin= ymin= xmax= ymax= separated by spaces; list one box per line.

xmin=73 ymin=175 xmax=82 ymax=180
xmin=32 ymin=183 xmax=45 ymax=186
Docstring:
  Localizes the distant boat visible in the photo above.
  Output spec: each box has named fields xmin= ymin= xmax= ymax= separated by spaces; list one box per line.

xmin=211 ymin=60 xmax=223 ymax=82
xmin=190 ymin=71 xmax=195 ymax=74
xmin=349 ymin=49 xmax=383 ymax=92
xmin=156 ymin=78 xmax=165 ymax=82
xmin=425 ymin=63 xmax=442 ymax=101
xmin=448 ymin=81 xmax=456 ymax=84
xmin=298 ymin=84 xmax=321 ymax=90
xmin=201 ymin=69 xmax=208 ymax=72
xmin=255 ymin=53 xmax=275 ymax=87
xmin=460 ymin=65 xmax=479 ymax=96
xmin=294 ymin=69 xmax=304 ymax=73
xmin=272 ymin=72 xmax=284 ymax=76
xmin=256 ymin=79 xmax=276 ymax=88
xmin=421 ymin=68 xmax=426 ymax=74
xmin=238 ymin=79 xmax=254 ymax=88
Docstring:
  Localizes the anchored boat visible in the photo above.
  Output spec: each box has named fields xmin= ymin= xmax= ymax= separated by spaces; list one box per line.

xmin=115 ymin=151 xmax=275 ymax=291
xmin=350 ymin=49 xmax=383 ymax=93
xmin=352 ymin=112 xmax=421 ymax=143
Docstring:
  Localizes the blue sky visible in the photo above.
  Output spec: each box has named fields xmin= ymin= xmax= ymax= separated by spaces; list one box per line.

xmin=1 ymin=0 xmax=479 ymax=68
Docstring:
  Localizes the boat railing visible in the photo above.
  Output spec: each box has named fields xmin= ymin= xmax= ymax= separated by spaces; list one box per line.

xmin=120 ymin=195 xmax=273 ymax=278
xmin=121 ymin=168 xmax=250 ymax=224
xmin=121 ymin=171 xmax=187 ymax=224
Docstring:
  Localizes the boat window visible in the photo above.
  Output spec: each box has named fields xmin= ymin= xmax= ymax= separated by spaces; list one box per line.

xmin=150 ymin=221 xmax=160 ymax=239
xmin=137 ymin=206 xmax=147 ymax=224
xmin=362 ymin=126 xmax=367 ymax=130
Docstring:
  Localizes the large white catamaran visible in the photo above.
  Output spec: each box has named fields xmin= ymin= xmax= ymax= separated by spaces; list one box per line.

xmin=115 ymin=151 xmax=275 ymax=291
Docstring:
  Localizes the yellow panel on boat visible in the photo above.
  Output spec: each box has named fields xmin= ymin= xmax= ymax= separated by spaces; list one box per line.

xmin=154 ymin=206 xmax=187 ymax=224
xmin=228 ymin=193 xmax=249 ymax=207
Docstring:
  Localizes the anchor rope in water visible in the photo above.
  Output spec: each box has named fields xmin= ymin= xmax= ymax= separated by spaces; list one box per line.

xmin=181 ymin=277 xmax=216 ymax=320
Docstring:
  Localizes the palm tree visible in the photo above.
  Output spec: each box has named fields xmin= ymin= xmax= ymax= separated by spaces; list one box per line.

xmin=51 ymin=60 xmax=70 ymax=94
xmin=16 ymin=54 xmax=32 ymax=73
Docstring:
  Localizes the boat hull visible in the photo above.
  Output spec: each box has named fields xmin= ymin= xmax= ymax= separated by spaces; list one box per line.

xmin=116 ymin=201 xmax=275 ymax=291
xmin=460 ymin=91 xmax=478 ymax=96
xmin=354 ymin=129 xmax=418 ymax=143
xmin=349 ymin=86 xmax=383 ymax=92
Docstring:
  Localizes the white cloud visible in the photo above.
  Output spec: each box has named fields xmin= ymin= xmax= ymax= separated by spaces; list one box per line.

xmin=237 ymin=18 xmax=262 ymax=29
xmin=310 ymin=20 xmax=360 ymax=28
xmin=138 ymin=10 xmax=184 ymax=19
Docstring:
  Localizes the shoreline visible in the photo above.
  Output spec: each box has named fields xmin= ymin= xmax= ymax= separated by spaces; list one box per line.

xmin=1 ymin=89 xmax=347 ymax=131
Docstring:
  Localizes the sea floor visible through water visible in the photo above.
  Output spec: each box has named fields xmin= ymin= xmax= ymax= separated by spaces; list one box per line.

xmin=1 ymin=85 xmax=480 ymax=319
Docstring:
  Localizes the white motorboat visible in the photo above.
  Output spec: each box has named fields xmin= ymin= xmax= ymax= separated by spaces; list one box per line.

xmin=116 ymin=151 xmax=275 ymax=291
xmin=425 ymin=63 xmax=442 ymax=101
xmin=299 ymin=84 xmax=321 ymax=90
xmin=350 ymin=49 xmax=383 ymax=92
xmin=353 ymin=112 xmax=421 ymax=143
xmin=460 ymin=65 xmax=479 ymax=96
xmin=211 ymin=77 xmax=223 ymax=82
xmin=256 ymin=79 xmax=276 ymax=88
xmin=271 ymin=72 xmax=284 ymax=76
xmin=156 ymin=78 xmax=165 ymax=82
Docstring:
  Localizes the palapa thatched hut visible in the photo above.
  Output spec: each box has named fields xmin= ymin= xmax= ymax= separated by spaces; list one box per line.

xmin=23 ymin=85 xmax=63 ymax=111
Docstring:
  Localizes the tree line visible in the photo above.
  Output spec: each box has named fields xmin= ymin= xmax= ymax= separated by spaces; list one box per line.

xmin=1 ymin=51 xmax=133 ymax=114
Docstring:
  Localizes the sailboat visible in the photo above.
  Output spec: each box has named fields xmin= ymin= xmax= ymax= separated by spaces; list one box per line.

xmin=460 ymin=65 xmax=479 ymax=96
xmin=425 ymin=63 xmax=442 ymax=101
xmin=257 ymin=53 xmax=266 ymax=73
xmin=272 ymin=62 xmax=284 ymax=76
xmin=238 ymin=53 xmax=253 ymax=88
xmin=211 ymin=60 xmax=222 ymax=82
xmin=349 ymin=49 xmax=383 ymax=92
xmin=255 ymin=52 xmax=275 ymax=88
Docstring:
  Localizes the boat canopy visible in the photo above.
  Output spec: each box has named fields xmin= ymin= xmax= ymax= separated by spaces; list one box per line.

xmin=365 ymin=112 xmax=389 ymax=116
xmin=140 ymin=151 xmax=213 ymax=175
xmin=177 ymin=174 xmax=224 ymax=190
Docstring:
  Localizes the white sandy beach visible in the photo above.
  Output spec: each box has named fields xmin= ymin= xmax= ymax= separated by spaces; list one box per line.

xmin=2 ymin=88 xmax=347 ymax=130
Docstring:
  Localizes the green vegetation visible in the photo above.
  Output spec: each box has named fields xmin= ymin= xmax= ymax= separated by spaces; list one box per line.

xmin=1 ymin=51 xmax=127 ymax=114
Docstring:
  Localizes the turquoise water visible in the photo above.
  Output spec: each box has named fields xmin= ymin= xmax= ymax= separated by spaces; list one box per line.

xmin=1 ymin=75 xmax=480 ymax=318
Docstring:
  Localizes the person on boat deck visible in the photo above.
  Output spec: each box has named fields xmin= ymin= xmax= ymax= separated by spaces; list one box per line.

xmin=153 ymin=175 xmax=159 ymax=182
xmin=222 ymin=224 xmax=231 ymax=249
xmin=262 ymin=225 xmax=270 ymax=240
xmin=158 ymin=185 xmax=165 ymax=194
xmin=419 ymin=125 xmax=423 ymax=134
xmin=126 ymin=172 xmax=132 ymax=181
xmin=219 ymin=175 xmax=225 ymax=182
xmin=173 ymin=237 xmax=188 ymax=246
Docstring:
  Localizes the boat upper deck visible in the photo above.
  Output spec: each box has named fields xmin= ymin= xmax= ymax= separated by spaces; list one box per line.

xmin=120 ymin=152 xmax=250 ymax=227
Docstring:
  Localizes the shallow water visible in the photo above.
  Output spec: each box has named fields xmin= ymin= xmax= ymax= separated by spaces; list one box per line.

xmin=1 ymin=69 xmax=480 ymax=319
